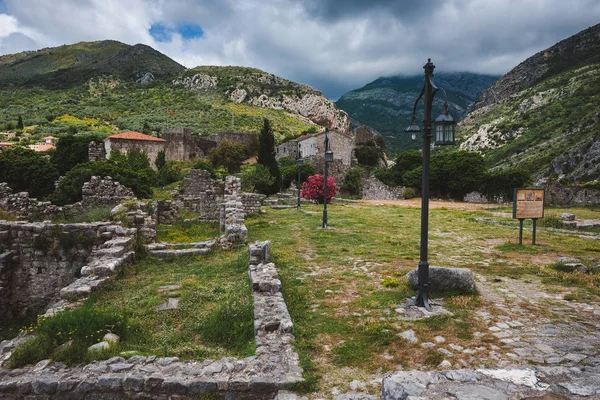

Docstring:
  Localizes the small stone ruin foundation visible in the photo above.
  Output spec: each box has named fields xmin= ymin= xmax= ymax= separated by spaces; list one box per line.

xmin=0 ymin=241 xmax=303 ymax=399
xmin=0 ymin=220 xmax=135 ymax=320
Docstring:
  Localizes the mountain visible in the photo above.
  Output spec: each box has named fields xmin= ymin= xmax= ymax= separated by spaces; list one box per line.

xmin=460 ymin=23 xmax=600 ymax=183
xmin=336 ymin=72 xmax=498 ymax=154
xmin=0 ymin=41 xmax=348 ymax=141
xmin=0 ymin=40 xmax=186 ymax=88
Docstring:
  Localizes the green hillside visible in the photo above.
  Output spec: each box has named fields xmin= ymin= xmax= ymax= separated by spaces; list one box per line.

xmin=0 ymin=42 xmax=319 ymax=142
xmin=460 ymin=24 xmax=600 ymax=183
xmin=459 ymin=63 xmax=600 ymax=182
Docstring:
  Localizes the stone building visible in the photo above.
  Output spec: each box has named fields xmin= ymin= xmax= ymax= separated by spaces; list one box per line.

xmin=276 ymin=130 xmax=355 ymax=183
xmin=104 ymin=131 xmax=166 ymax=169
xmin=208 ymin=131 xmax=259 ymax=153
xmin=162 ymin=128 xmax=215 ymax=162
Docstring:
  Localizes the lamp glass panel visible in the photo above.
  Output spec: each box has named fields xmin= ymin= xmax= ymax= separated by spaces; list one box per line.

xmin=436 ymin=125 xmax=443 ymax=143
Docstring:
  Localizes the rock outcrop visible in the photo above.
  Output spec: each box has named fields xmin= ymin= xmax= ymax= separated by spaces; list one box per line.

xmin=470 ymin=23 xmax=600 ymax=111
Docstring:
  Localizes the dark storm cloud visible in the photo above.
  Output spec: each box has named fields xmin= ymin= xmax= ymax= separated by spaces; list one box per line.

xmin=302 ymin=0 xmax=438 ymax=21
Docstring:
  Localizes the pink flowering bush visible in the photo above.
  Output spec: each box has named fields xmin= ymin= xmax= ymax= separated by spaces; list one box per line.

xmin=301 ymin=174 xmax=337 ymax=204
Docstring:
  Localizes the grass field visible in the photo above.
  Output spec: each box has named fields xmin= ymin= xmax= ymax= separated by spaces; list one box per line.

xmin=4 ymin=201 xmax=599 ymax=396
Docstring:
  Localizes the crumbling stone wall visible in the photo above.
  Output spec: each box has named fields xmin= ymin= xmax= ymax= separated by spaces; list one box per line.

xmin=241 ymin=193 xmax=266 ymax=215
xmin=178 ymin=170 xmax=263 ymax=220
xmin=219 ymin=176 xmax=248 ymax=247
xmin=88 ymin=141 xmax=106 ymax=162
xmin=179 ymin=169 xmax=224 ymax=221
xmin=0 ymin=183 xmax=83 ymax=221
xmin=0 ymin=221 xmax=134 ymax=319
xmin=361 ymin=173 xmax=405 ymax=200
xmin=544 ymin=180 xmax=600 ymax=206
xmin=152 ymin=200 xmax=179 ymax=224
xmin=81 ymin=176 xmax=135 ymax=207
xmin=0 ymin=177 xmax=136 ymax=221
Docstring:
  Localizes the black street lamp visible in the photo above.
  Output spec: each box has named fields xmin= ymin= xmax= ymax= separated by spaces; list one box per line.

xmin=296 ymin=144 xmax=303 ymax=210
xmin=405 ymin=59 xmax=456 ymax=310
xmin=322 ymin=128 xmax=333 ymax=228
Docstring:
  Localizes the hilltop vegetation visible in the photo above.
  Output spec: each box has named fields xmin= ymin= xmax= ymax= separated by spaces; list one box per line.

xmin=0 ymin=41 xmax=326 ymax=142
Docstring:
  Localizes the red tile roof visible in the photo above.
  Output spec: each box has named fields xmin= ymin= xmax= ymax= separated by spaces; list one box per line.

xmin=108 ymin=131 xmax=166 ymax=142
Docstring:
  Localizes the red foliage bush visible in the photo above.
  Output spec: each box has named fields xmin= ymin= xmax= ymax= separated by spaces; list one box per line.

xmin=301 ymin=174 xmax=337 ymax=204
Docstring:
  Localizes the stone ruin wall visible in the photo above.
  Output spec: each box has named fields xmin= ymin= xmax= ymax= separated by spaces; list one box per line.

xmin=81 ymin=176 xmax=135 ymax=207
xmin=463 ymin=181 xmax=600 ymax=206
xmin=361 ymin=172 xmax=405 ymax=200
xmin=219 ymin=176 xmax=248 ymax=246
xmin=88 ymin=141 xmax=106 ymax=162
xmin=0 ymin=221 xmax=135 ymax=320
xmin=0 ymin=241 xmax=303 ymax=399
xmin=0 ymin=177 xmax=135 ymax=221
xmin=178 ymin=169 xmax=264 ymax=220
xmin=544 ymin=180 xmax=600 ymax=206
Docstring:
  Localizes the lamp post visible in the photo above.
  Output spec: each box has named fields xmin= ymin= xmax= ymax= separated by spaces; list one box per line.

xmin=322 ymin=128 xmax=333 ymax=228
xmin=405 ymin=59 xmax=456 ymax=310
xmin=296 ymin=144 xmax=303 ymax=210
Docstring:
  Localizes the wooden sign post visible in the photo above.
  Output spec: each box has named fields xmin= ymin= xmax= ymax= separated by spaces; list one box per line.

xmin=512 ymin=188 xmax=545 ymax=245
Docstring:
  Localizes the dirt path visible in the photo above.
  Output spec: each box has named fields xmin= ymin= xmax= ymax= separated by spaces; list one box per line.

xmin=359 ymin=199 xmax=502 ymax=211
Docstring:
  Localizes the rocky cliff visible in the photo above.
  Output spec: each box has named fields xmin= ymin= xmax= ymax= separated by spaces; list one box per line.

xmin=470 ymin=23 xmax=600 ymax=111
xmin=459 ymin=24 xmax=600 ymax=183
xmin=173 ymin=67 xmax=349 ymax=133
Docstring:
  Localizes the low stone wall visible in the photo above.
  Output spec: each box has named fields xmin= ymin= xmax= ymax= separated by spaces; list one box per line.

xmin=0 ymin=177 xmax=135 ymax=221
xmin=81 ymin=176 xmax=135 ymax=207
xmin=0 ymin=241 xmax=303 ymax=399
xmin=241 ymin=193 xmax=266 ymax=215
xmin=0 ymin=221 xmax=135 ymax=320
xmin=0 ymin=183 xmax=82 ymax=220
xmin=361 ymin=173 xmax=405 ymax=200
xmin=178 ymin=170 xmax=264 ymax=220
xmin=544 ymin=180 xmax=600 ymax=206
xmin=152 ymin=200 xmax=179 ymax=225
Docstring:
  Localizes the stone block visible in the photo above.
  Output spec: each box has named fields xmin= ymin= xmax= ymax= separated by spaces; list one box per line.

xmin=406 ymin=266 xmax=476 ymax=294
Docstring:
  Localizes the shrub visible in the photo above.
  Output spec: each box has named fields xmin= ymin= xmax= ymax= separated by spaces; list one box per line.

xmin=240 ymin=164 xmax=275 ymax=193
xmin=280 ymin=158 xmax=315 ymax=189
xmin=430 ymin=151 xmax=488 ymax=199
xmin=484 ymin=167 xmax=532 ymax=202
xmin=355 ymin=144 xmax=380 ymax=167
xmin=208 ymin=139 xmax=247 ymax=173
xmin=52 ymin=161 xmax=153 ymax=205
xmin=301 ymin=174 xmax=337 ymax=204
xmin=192 ymin=158 xmax=216 ymax=176
xmin=403 ymin=187 xmax=417 ymax=199
xmin=156 ymin=161 xmax=185 ymax=186
xmin=0 ymin=147 xmax=59 ymax=199
xmin=342 ymin=166 xmax=363 ymax=196
xmin=51 ymin=133 xmax=105 ymax=175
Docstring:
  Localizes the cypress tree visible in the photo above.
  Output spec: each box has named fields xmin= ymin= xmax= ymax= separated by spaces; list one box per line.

xmin=257 ymin=118 xmax=280 ymax=194
xmin=17 ymin=115 xmax=24 ymax=130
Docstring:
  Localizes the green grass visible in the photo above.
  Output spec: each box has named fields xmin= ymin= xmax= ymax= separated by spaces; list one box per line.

xmin=50 ymin=206 xmax=113 ymax=223
xmin=6 ymin=248 xmax=255 ymax=367
xmin=243 ymin=203 xmax=600 ymax=394
xmin=156 ymin=220 xmax=220 ymax=243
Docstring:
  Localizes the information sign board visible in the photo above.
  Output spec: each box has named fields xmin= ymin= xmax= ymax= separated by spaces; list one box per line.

xmin=513 ymin=188 xmax=545 ymax=219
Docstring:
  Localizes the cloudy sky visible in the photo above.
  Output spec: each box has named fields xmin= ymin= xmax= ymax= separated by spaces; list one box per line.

xmin=0 ymin=0 xmax=599 ymax=99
